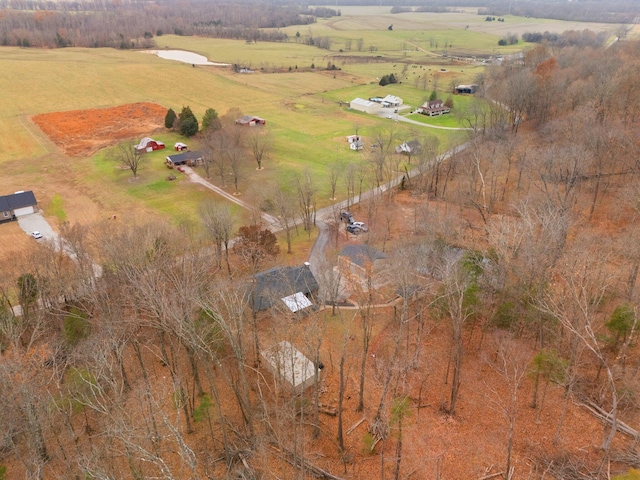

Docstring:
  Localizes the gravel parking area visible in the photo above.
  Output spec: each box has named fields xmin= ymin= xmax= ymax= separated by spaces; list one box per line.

xmin=17 ymin=212 xmax=57 ymax=242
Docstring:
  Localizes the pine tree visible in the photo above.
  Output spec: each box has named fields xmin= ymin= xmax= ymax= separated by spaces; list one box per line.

xmin=164 ymin=108 xmax=176 ymax=129
xmin=179 ymin=106 xmax=199 ymax=137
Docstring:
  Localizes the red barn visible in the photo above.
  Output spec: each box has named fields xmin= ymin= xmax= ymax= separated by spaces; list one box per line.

xmin=135 ymin=137 xmax=165 ymax=153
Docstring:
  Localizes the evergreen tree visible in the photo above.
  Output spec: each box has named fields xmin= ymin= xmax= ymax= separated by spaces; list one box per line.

xmin=164 ymin=108 xmax=177 ymax=129
xmin=179 ymin=106 xmax=199 ymax=137
xmin=201 ymin=108 xmax=221 ymax=131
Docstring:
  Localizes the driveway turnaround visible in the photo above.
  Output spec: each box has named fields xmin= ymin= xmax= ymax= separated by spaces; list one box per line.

xmin=17 ymin=212 xmax=57 ymax=242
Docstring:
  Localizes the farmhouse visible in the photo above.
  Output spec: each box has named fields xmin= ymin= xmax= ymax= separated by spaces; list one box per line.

xmin=417 ymin=99 xmax=450 ymax=116
xmin=165 ymin=151 xmax=203 ymax=168
xmin=0 ymin=190 xmax=38 ymax=223
xmin=135 ymin=137 xmax=165 ymax=153
xmin=349 ymin=98 xmax=382 ymax=115
xmin=261 ymin=341 xmax=317 ymax=393
xmin=455 ymin=84 xmax=478 ymax=95
xmin=252 ymin=263 xmax=319 ymax=313
xmin=236 ymin=115 xmax=266 ymax=126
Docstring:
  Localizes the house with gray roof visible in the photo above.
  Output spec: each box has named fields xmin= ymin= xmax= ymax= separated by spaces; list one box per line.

xmin=252 ymin=263 xmax=319 ymax=313
xmin=0 ymin=191 xmax=38 ymax=224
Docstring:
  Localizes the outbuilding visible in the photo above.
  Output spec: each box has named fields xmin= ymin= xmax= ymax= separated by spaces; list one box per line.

xmin=0 ymin=190 xmax=38 ymax=223
xmin=135 ymin=137 xmax=165 ymax=153
xmin=261 ymin=341 xmax=318 ymax=393
xmin=349 ymin=98 xmax=382 ymax=115
xmin=455 ymin=84 xmax=478 ymax=95
xmin=236 ymin=115 xmax=266 ymax=126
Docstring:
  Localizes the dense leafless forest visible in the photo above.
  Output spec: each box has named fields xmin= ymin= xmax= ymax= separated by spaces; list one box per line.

xmin=0 ymin=0 xmax=636 ymax=48
xmin=2 ymin=20 xmax=640 ymax=476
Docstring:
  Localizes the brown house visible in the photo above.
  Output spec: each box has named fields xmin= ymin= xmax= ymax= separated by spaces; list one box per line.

xmin=417 ymin=100 xmax=450 ymax=116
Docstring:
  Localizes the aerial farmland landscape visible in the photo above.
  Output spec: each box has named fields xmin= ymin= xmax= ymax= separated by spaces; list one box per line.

xmin=1 ymin=1 xmax=640 ymax=478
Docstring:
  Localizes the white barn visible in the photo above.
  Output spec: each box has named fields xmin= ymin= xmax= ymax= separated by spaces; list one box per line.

xmin=262 ymin=341 xmax=317 ymax=393
xmin=349 ymin=98 xmax=382 ymax=114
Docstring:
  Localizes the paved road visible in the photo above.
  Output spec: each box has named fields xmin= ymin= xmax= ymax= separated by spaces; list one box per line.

xmin=183 ymin=141 xmax=468 ymax=281
xmin=307 ymin=142 xmax=469 ymax=276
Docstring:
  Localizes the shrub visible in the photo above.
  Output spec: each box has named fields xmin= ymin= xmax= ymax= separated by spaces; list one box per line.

xmin=63 ymin=308 xmax=90 ymax=346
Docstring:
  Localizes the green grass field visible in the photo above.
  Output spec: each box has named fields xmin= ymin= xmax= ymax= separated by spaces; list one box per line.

xmin=0 ymin=8 xmax=617 ymax=232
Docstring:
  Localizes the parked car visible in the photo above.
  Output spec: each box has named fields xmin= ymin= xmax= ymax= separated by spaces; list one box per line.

xmin=31 ymin=231 xmax=43 ymax=239
xmin=347 ymin=225 xmax=363 ymax=234
xmin=177 ymin=166 xmax=186 ymax=173
xmin=350 ymin=221 xmax=368 ymax=232
xmin=341 ymin=212 xmax=353 ymax=223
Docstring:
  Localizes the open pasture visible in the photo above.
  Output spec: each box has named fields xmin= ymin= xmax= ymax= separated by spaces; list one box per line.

xmin=0 ymin=7 xmax=616 ymax=236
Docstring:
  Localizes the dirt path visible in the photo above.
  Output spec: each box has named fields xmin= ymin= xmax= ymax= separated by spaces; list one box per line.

xmin=183 ymin=167 xmax=280 ymax=231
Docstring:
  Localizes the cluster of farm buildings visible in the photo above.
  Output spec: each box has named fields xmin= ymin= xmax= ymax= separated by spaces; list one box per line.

xmin=349 ymin=84 xmax=477 ymax=117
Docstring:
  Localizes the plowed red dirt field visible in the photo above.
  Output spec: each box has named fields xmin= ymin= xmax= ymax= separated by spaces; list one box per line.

xmin=32 ymin=102 xmax=167 ymax=157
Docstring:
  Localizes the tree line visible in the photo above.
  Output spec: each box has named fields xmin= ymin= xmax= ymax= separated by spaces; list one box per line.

xmin=0 ymin=1 xmax=322 ymax=48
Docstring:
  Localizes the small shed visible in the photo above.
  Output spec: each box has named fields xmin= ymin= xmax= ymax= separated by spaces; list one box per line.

xmin=174 ymin=142 xmax=188 ymax=151
xmin=346 ymin=135 xmax=364 ymax=151
xmin=0 ymin=190 xmax=38 ymax=223
xmin=349 ymin=98 xmax=382 ymax=115
xmin=261 ymin=341 xmax=317 ymax=393
xmin=135 ymin=137 xmax=165 ymax=153
xmin=165 ymin=151 xmax=203 ymax=168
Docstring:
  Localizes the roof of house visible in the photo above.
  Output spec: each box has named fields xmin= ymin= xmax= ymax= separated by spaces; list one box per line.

xmin=382 ymin=94 xmax=402 ymax=104
xmin=281 ymin=292 xmax=313 ymax=313
xmin=350 ymin=98 xmax=377 ymax=108
xmin=0 ymin=191 xmax=37 ymax=212
xmin=166 ymin=151 xmax=203 ymax=164
xmin=261 ymin=340 xmax=316 ymax=392
xmin=236 ymin=115 xmax=265 ymax=124
xmin=423 ymin=100 xmax=446 ymax=109
xmin=339 ymin=245 xmax=386 ymax=267
xmin=253 ymin=264 xmax=319 ymax=311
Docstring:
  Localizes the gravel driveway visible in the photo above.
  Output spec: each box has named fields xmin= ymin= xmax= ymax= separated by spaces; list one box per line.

xmin=17 ymin=212 xmax=58 ymax=242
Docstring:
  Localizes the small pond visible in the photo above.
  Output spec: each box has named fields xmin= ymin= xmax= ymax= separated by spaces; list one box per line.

xmin=141 ymin=49 xmax=229 ymax=66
